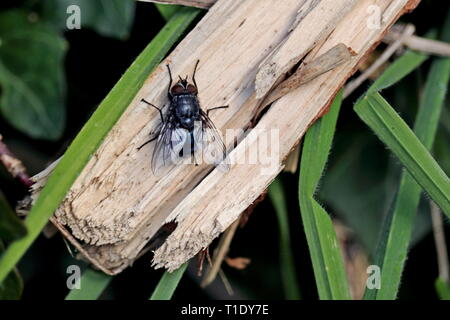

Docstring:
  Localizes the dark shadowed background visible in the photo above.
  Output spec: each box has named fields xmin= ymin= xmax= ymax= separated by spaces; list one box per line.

xmin=0 ymin=0 xmax=448 ymax=300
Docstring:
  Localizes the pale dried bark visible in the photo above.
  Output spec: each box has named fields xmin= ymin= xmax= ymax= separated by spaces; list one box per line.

xmin=255 ymin=0 xmax=358 ymax=99
xmin=152 ymin=0 xmax=420 ymax=272
xmin=33 ymin=0 xmax=421 ymax=274
xmin=261 ymin=43 xmax=355 ymax=108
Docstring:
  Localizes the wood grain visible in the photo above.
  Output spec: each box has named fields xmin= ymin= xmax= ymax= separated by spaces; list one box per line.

xmin=255 ymin=0 xmax=357 ymax=98
xmin=260 ymin=43 xmax=355 ymax=111
xmin=33 ymin=0 xmax=421 ymax=274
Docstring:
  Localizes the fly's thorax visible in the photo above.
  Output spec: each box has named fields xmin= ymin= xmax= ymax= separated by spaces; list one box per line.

xmin=172 ymin=94 xmax=200 ymax=130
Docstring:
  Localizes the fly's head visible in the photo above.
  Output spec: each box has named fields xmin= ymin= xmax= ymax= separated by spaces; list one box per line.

xmin=170 ymin=75 xmax=198 ymax=97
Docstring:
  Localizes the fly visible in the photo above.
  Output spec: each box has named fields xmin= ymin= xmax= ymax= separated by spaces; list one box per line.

xmin=138 ymin=60 xmax=230 ymax=176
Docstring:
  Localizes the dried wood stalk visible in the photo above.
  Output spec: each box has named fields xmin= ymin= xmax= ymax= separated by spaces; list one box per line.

xmin=200 ymin=219 xmax=240 ymax=288
xmin=384 ymin=24 xmax=450 ymax=57
xmin=260 ymin=43 xmax=355 ymax=109
xmin=430 ymin=201 xmax=449 ymax=284
xmin=33 ymin=0 xmax=421 ymax=274
xmin=255 ymin=0 xmax=358 ymax=98
xmin=0 ymin=135 xmax=33 ymax=188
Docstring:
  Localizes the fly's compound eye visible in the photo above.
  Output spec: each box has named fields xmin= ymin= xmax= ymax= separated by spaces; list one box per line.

xmin=171 ymin=83 xmax=186 ymax=95
xmin=186 ymin=84 xmax=198 ymax=95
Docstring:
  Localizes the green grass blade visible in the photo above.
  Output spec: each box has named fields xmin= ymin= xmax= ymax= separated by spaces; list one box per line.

xmin=383 ymin=52 xmax=450 ymax=300
xmin=0 ymin=7 xmax=201 ymax=284
xmin=354 ymin=92 xmax=450 ymax=218
xmin=364 ymin=57 xmax=450 ymax=300
xmin=268 ymin=179 xmax=301 ymax=300
xmin=362 ymin=194 xmax=395 ymax=300
xmin=65 ymin=268 xmax=112 ymax=300
xmin=298 ymin=91 xmax=351 ymax=300
xmin=155 ymin=3 xmax=181 ymax=21
xmin=367 ymin=29 xmax=439 ymax=94
xmin=363 ymin=14 xmax=450 ymax=300
xmin=435 ymin=278 xmax=450 ymax=300
xmin=150 ymin=262 xmax=188 ymax=300
xmin=368 ymin=51 xmax=428 ymax=93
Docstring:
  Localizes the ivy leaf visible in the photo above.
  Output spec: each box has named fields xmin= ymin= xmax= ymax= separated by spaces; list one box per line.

xmin=41 ymin=0 xmax=136 ymax=40
xmin=0 ymin=10 xmax=67 ymax=140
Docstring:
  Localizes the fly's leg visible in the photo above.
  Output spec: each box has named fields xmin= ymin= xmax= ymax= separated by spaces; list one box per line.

xmin=141 ymin=99 xmax=164 ymax=122
xmin=139 ymin=98 xmax=164 ymax=151
xmin=137 ymin=133 xmax=159 ymax=151
xmin=192 ymin=59 xmax=200 ymax=89
xmin=166 ymin=64 xmax=173 ymax=100
xmin=206 ymin=105 xmax=228 ymax=116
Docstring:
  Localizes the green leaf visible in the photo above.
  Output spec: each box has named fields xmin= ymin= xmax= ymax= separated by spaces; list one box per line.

xmin=0 ymin=240 xmax=23 ymax=300
xmin=435 ymin=278 xmax=450 ymax=300
xmin=321 ymin=41 xmax=431 ymax=254
xmin=435 ymin=130 xmax=450 ymax=176
xmin=320 ymin=136 xmax=426 ymax=253
xmin=155 ymin=4 xmax=180 ymax=21
xmin=0 ymin=10 xmax=67 ymax=140
xmin=363 ymin=13 xmax=450 ymax=300
xmin=439 ymin=107 xmax=450 ymax=141
xmin=298 ymin=91 xmax=351 ymax=300
xmin=150 ymin=262 xmax=188 ymax=300
xmin=354 ymin=92 xmax=450 ymax=218
xmin=0 ymin=190 xmax=27 ymax=243
xmin=0 ymin=6 xmax=201 ymax=285
xmin=367 ymin=29 xmax=439 ymax=95
xmin=41 ymin=0 xmax=136 ymax=40
xmin=268 ymin=178 xmax=301 ymax=300
xmin=368 ymin=51 xmax=428 ymax=93
xmin=65 ymin=268 xmax=112 ymax=300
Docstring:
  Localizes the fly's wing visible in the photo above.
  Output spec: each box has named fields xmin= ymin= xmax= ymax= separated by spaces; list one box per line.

xmin=195 ymin=109 xmax=230 ymax=172
xmin=151 ymin=118 xmax=188 ymax=176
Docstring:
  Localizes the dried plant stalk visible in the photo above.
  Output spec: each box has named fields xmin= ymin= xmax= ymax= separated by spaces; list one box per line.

xmin=384 ymin=25 xmax=450 ymax=57
xmin=200 ymin=219 xmax=240 ymax=288
xmin=32 ymin=0 xmax=421 ymax=274
xmin=0 ymin=134 xmax=33 ymax=188
xmin=261 ymin=43 xmax=355 ymax=108
xmin=255 ymin=0 xmax=358 ymax=98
